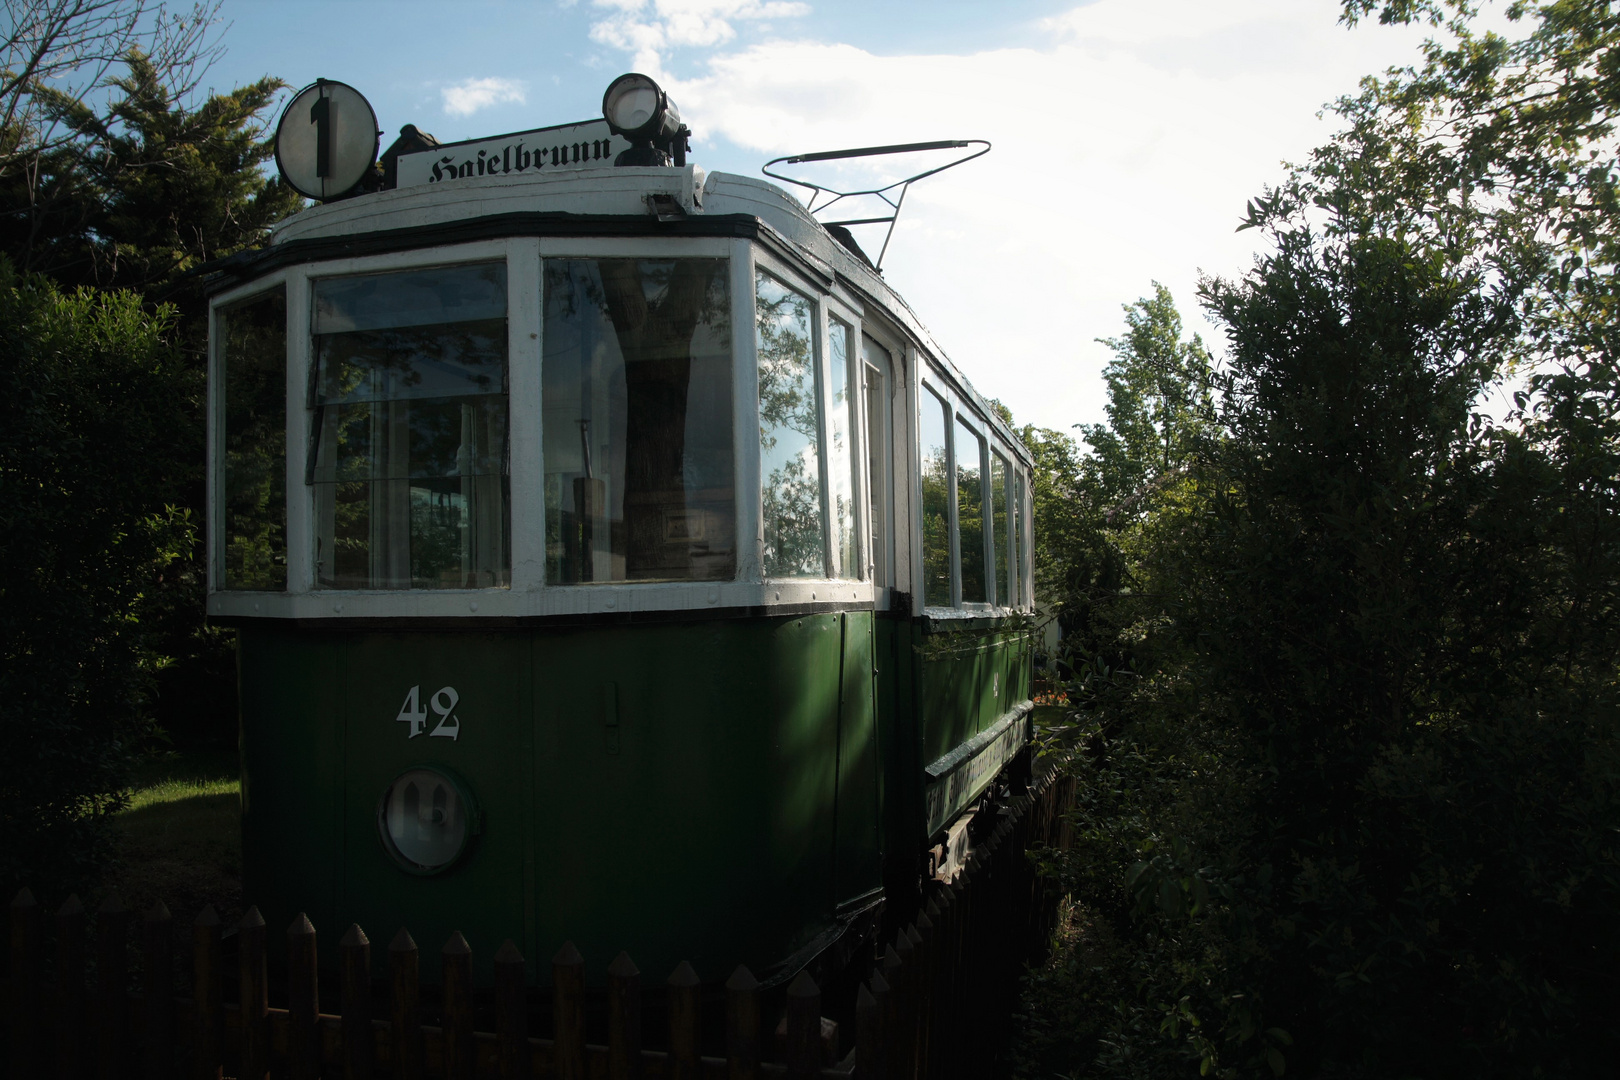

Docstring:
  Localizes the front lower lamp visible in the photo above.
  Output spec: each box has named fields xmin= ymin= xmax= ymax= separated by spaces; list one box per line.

xmin=602 ymin=73 xmax=689 ymax=167
xmin=377 ymin=766 xmax=479 ymax=874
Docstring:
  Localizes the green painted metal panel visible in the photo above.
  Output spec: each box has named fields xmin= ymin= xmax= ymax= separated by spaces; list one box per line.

xmin=237 ymin=610 xmax=1030 ymax=983
xmin=238 ymin=626 xmax=343 ymax=945
xmin=834 ymin=612 xmax=882 ymax=906
xmin=239 ymin=614 xmax=853 ymax=985
xmin=338 ymin=633 xmax=533 ymax=983
xmin=915 ymin=625 xmax=1036 ymax=839
xmin=527 ymin=614 xmax=842 ymax=982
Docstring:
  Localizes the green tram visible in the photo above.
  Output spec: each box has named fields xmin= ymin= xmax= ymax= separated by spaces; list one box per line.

xmin=206 ymin=77 xmax=1035 ymax=987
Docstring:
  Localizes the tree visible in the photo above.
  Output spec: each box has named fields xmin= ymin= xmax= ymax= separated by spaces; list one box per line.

xmin=1 ymin=0 xmax=223 ymax=182
xmin=1016 ymin=4 xmax=1620 ymax=1077
xmin=1 ymin=47 xmax=302 ymax=297
xmin=0 ymin=261 xmax=193 ymax=901
xmin=0 ymin=48 xmax=303 ymax=748
xmin=1081 ymin=283 xmax=1215 ymax=516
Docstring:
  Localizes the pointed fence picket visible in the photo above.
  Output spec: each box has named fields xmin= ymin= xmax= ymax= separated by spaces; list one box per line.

xmin=2 ymin=752 xmax=1074 ymax=1078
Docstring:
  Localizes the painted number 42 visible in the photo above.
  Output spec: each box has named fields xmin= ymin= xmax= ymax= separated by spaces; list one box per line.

xmin=396 ymin=685 xmax=461 ymax=741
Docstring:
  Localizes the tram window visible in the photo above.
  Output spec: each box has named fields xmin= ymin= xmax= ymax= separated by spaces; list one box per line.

xmin=220 ymin=288 xmax=288 ymax=590
xmin=310 ymin=262 xmax=510 ymax=590
xmin=991 ymin=451 xmax=1010 ymax=607
xmin=1015 ymin=468 xmax=1028 ymax=606
xmin=756 ymin=271 xmax=826 ymax=578
xmin=827 ymin=316 xmax=859 ymax=579
xmin=919 ymin=387 xmax=951 ymax=607
xmin=542 ymin=258 xmax=734 ymax=583
xmin=955 ymin=417 xmax=987 ymax=604
xmin=861 ymin=336 xmax=892 ymax=587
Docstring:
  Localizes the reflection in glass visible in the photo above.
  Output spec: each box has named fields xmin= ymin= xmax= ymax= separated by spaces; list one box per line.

xmin=543 ymin=258 xmax=734 ymax=583
xmin=862 ymin=335 xmax=892 ymax=587
xmin=380 ymin=768 xmax=468 ymax=871
xmin=311 ymin=262 xmax=509 ymax=590
xmin=222 ymin=288 xmax=287 ymax=590
xmin=992 ymin=452 xmax=1010 ymax=607
xmin=920 ymin=388 xmax=951 ymax=607
xmin=757 ymin=271 xmax=826 ymax=578
xmin=956 ymin=417 xmax=986 ymax=603
xmin=828 ymin=317 xmax=859 ymax=579
xmin=1015 ymin=469 xmax=1028 ymax=606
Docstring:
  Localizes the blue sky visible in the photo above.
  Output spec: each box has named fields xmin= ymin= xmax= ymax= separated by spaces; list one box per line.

xmin=203 ymin=0 xmax=1446 ymax=434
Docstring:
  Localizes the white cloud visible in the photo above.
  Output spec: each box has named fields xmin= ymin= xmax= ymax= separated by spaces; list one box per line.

xmin=441 ymin=77 xmax=528 ymax=118
xmin=589 ymin=0 xmax=810 ymax=75
xmin=595 ymin=0 xmax=1442 ymax=432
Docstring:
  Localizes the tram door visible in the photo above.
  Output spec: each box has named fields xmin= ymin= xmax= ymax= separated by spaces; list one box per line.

xmin=860 ymin=334 xmax=912 ymax=897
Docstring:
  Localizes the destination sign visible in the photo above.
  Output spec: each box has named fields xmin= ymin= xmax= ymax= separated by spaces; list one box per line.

xmin=396 ymin=119 xmax=633 ymax=188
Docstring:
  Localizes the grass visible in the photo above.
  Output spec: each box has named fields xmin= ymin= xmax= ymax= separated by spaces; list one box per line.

xmin=104 ymin=748 xmax=243 ymax=922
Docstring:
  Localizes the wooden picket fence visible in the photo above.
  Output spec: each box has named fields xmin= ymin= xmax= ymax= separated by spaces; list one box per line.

xmin=4 ymin=759 xmax=1075 ymax=1079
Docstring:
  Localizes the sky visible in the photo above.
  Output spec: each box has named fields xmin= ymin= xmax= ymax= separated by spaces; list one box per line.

xmin=202 ymin=0 xmax=1446 ymax=436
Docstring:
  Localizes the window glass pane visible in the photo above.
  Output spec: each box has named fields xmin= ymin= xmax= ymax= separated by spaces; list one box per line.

xmin=956 ymin=417 xmax=986 ymax=603
xmin=543 ymin=258 xmax=734 ymax=583
xmin=756 ymin=271 xmax=826 ymax=578
xmin=222 ymin=288 xmax=287 ymax=590
xmin=862 ymin=335 xmax=892 ymax=588
xmin=991 ymin=452 xmax=1010 ymax=607
xmin=1015 ymin=469 xmax=1028 ymax=606
xmin=311 ymin=262 xmax=509 ymax=590
xmin=828 ymin=316 xmax=859 ymax=579
xmin=920 ymin=387 xmax=951 ymax=607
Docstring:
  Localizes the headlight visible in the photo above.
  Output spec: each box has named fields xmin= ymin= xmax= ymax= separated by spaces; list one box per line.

xmin=602 ymin=73 xmax=680 ymax=141
xmin=601 ymin=72 xmax=688 ymax=166
xmin=604 ymin=74 xmax=663 ymax=134
xmin=378 ymin=767 xmax=478 ymax=873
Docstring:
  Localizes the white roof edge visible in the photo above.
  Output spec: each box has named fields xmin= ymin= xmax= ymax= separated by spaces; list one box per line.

xmin=263 ymin=165 xmax=1030 ymax=463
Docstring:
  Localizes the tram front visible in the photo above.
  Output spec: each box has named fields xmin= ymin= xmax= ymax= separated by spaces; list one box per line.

xmin=208 ymin=77 xmax=890 ymax=984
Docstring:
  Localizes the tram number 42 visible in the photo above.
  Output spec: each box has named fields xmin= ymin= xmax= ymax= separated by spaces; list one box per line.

xmin=395 ymin=685 xmax=461 ymax=741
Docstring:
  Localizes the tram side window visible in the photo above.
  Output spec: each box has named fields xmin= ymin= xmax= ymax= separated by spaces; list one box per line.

xmin=828 ymin=316 xmax=860 ymax=579
xmin=919 ymin=387 xmax=951 ymax=607
xmin=991 ymin=451 xmax=1010 ymax=607
xmin=542 ymin=258 xmax=734 ymax=583
xmin=310 ymin=262 xmax=510 ymax=590
xmin=861 ymin=336 xmax=892 ymax=587
xmin=956 ymin=417 xmax=987 ymax=604
xmin=756 ymin=271 xmax=826 ymax=578
xmin=1015 ymin=468 xmax=1029 ymax=606
xmin=221 ymin=288 xmax=288 ymax=590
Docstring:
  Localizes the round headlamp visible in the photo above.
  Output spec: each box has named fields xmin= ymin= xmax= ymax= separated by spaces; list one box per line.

xmin=602 ymin=73 xmax=681 ymax=141
xmin=377 ymin=767 xmax=479 ymax=874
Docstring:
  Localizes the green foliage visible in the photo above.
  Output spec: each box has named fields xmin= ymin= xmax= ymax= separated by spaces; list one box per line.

xmin=1082 ymin=283 xmax=1215 ymax=512
xmin=0 ymin=49 xmax=302 ymax=298
xmin=1018 ymin=3 xmax=1620 ymax=1076
xmin=757 ymin=273 xmax=826 ymax=575
xmin=0 ymin=261 xmax=193 ymax=902
xmin=0 ymin=50 xmax=302 ymax=750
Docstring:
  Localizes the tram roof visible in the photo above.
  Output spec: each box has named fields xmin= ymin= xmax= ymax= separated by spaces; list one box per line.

xmin=205 ymin=164 xmax=1029 ymax=464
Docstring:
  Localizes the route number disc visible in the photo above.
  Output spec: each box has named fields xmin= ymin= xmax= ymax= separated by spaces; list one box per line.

xmin=275 ymin=79 xmax=379 ymax=201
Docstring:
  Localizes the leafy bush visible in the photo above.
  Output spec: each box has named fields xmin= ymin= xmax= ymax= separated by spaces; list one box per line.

xmin=0 ymin=261 xmax=194 ymax=901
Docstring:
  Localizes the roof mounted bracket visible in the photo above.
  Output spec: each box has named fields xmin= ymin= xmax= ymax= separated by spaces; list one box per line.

xmin=762 ymin=139 xmax=990 ymax=272
xmin=646 ymin=192 xmax=687 ymax=222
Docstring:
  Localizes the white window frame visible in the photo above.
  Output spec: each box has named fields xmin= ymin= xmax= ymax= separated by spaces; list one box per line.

xmin=953 ymin=409 xmax=993 ymax=611
xmin=989 ymin=446 xmax=1014 ymax=611
xmin=823 ymin=297 xmax=865 ymax=581
xmin=915 ymin=376 xmax=957 ymax=612
xmin=295 ymin=239 xmax=524 ymax=601
xmin=208 ymin=269 xmax=294 ymax=600
xmin=913 ymin=363 xmax=1025 ymax=617
xmin=858 ymin=324 xmax=903 ymax=606
xmin=206 ymin=236 xmax=884 ymax=622
xmin=751 ymin=246 xmax=845 ymax=595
